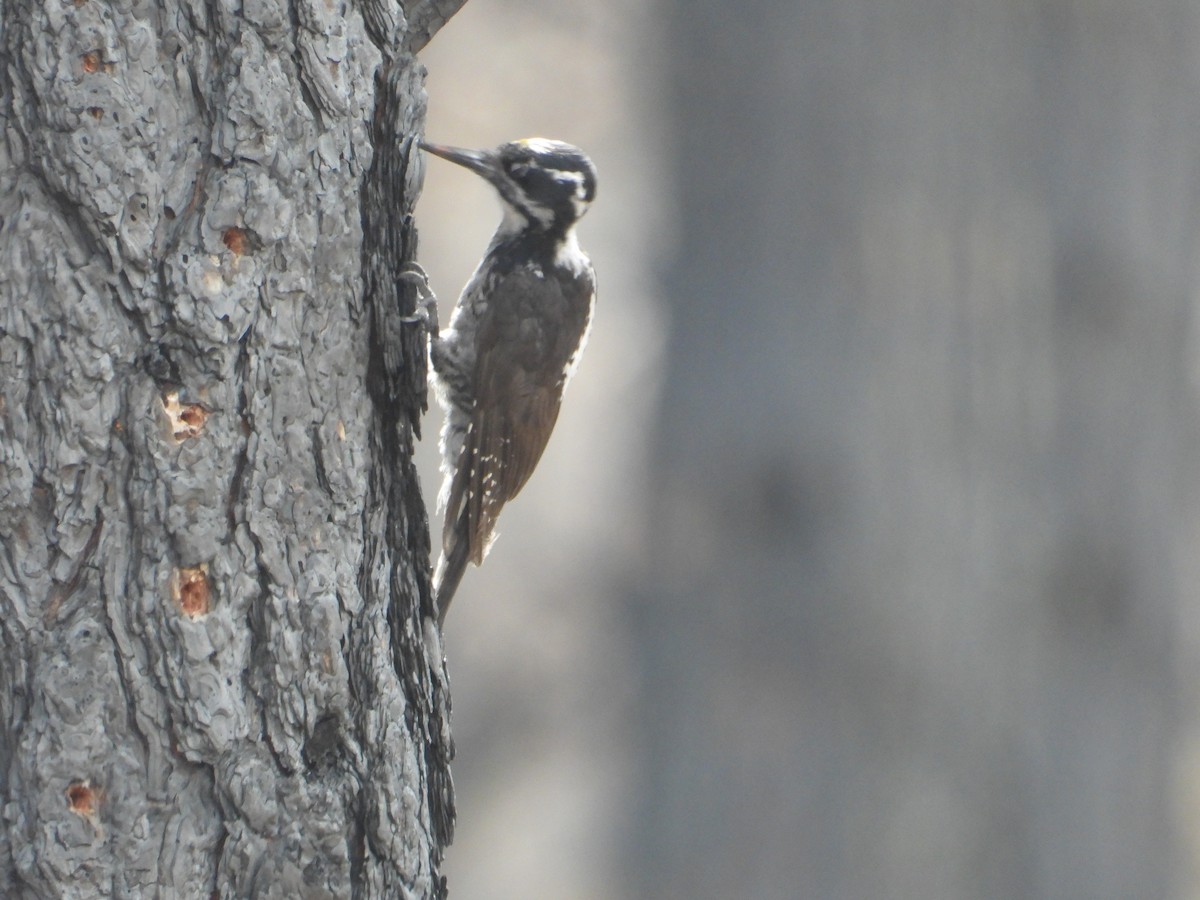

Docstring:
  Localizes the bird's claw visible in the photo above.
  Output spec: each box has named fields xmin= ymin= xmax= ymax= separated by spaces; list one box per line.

xmin=400 ymin=262 xmax=439 ymax=336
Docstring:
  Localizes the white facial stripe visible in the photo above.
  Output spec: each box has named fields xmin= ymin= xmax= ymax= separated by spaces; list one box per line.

xmin=551 ymin=169 xmax=584 ymax=186
xmin=549 ymin=169 xmax=591 ymax=202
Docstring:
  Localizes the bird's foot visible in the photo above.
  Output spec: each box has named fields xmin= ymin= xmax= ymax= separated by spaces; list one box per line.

xmin=400 ymin=261 xmax=439 ymax=337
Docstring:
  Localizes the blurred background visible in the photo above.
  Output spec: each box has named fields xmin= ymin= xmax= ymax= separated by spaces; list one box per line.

xmin=415 ymin=1 xmax=1200 ymax=898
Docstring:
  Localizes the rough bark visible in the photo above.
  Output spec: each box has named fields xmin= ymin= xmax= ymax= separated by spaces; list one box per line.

xmin=0 ymin=0 xmax=461 ymax=896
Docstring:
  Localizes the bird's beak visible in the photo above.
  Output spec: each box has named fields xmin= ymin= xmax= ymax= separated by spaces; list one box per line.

xmin=420 ymin=142 xmax=500 ymax=183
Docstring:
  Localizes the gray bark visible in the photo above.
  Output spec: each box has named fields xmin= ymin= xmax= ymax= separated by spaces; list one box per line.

xmin=0 ymin=0 xmax=461 ymax=896
xmin=630 ymin=1 xmax=1200 ymax=898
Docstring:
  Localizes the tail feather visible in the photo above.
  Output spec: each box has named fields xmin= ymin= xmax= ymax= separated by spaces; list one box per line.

xmin=433 ymin=508 xmax=472 ymax=625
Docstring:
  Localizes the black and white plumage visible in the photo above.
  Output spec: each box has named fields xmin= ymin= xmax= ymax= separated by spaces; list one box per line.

xmin=421 ymin=138 xmax=598 ymax=624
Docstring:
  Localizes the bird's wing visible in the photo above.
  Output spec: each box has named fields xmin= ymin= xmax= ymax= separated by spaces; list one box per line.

xmin=443 ymin=264 xmax=594 ymax=566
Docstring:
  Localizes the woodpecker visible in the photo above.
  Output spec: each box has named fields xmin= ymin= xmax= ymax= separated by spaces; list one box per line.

xmin=421 ymin=137 xmax=598 ymax=624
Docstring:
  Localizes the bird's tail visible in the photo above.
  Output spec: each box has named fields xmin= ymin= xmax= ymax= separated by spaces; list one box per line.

xmin=433 ymin=507 xmax=472 ymax=625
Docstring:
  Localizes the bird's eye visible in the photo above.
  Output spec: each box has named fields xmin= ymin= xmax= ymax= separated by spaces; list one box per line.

xmin=508 ymin=162 xmax=531 ymax=180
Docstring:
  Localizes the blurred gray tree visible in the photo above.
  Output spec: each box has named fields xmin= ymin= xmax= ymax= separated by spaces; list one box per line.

xmin=631 ymin=1 xmax=1200 ymax=898
xmin=0 ymin=1 xmax=462 ymax=896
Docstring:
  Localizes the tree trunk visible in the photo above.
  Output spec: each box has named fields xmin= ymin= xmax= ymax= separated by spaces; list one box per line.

xmin=630 ymin=1 xmax=1200 ymax=898
xmin=0 ymin=1 xmax=461 ymax=896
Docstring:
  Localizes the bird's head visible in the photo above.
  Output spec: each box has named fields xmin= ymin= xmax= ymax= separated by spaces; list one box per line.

xmin=421 ymin=138 xmax=597 ymax=236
